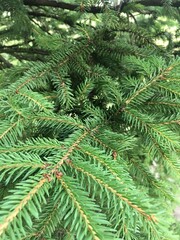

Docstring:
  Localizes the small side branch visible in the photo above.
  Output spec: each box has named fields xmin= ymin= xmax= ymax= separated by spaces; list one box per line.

xmin=0 ymin=46 xmax=50 ymax=62
xmin=0 ymin=46 xmax=49 ymax=56
xmin=28 ymin=11 xmax=64 ymax=20
xmin=0 ymin=55 xmax=13 ymax=68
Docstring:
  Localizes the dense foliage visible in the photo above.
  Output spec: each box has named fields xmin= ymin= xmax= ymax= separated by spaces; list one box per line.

xmin=0 ymin=0 xmax=180 ymax=239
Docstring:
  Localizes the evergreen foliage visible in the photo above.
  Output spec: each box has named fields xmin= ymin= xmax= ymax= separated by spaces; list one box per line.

xmin=0 ymin=0 xmax=180 ymax=239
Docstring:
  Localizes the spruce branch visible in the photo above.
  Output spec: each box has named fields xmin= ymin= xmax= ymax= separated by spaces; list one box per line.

xmin=0 ymin=176 xmax=50 ymax=238
xmin=0 ymin=1 xmax=179 ymax=239
xmin=52 ymin=130 xmax=89 ymax=172
xmin=70 ymin=161 xmax=156 ymax=222
xmin=60 ymin=177 xmax=105 ymax=240
xmin=0 ymin=138 xmax=63 ymax=154
xmin=28 ymin=193 xmax=63 ymax=238
xmin=0 ymin=120 xmax=25 ymax=145
xmin=123 ymin=108 xmax=180 ymax=174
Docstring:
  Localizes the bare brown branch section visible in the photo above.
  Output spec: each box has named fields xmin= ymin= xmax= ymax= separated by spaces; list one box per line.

xmin=23 ymin=0 xmax=102 ymax=13
xmin=23 ymin=0 xmax=180 ymax=13
xmin=137 ymin=0 xmax=180 ymax=8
